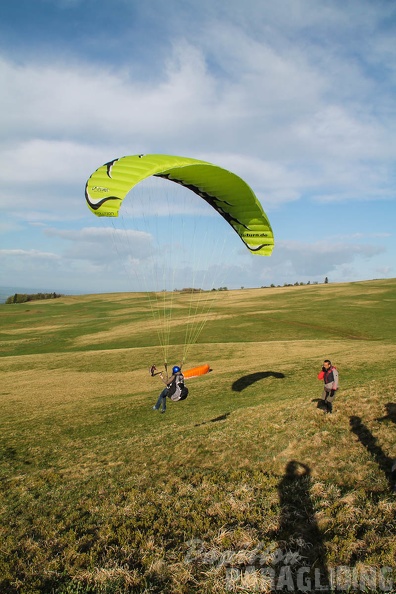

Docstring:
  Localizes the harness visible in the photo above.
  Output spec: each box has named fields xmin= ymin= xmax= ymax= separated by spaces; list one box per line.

xmin=167 ymin=372 xmax=189 ymax=401
xmin=324 ymin=367 xmax=335 ymax=384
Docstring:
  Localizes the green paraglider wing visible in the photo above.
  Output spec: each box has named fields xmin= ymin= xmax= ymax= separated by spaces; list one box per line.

xmin=85 ymin=154 xmax=274 ymax=255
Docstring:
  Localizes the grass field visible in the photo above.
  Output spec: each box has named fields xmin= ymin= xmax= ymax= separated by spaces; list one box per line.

xmin=1 ymin=279 xmax=396 ymax=593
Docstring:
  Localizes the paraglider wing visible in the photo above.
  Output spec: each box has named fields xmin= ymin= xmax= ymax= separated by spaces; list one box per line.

xmin=183 ymin=363 xmax=211 ymax=379
xmin=85 ymin=154 xmax=274 ymax=255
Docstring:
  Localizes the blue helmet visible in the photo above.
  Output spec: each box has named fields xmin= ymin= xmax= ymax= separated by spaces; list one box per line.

xmin=172 ymin=366 xmax=181 ymax=374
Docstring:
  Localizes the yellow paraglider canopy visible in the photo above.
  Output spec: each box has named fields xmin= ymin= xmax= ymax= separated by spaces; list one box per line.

xmin=85 ymin=154 xmax=274 ymax=255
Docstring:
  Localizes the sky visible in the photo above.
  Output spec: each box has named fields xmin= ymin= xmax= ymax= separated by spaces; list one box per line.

xmin=1 ymin=0 xmax=395 ymax=295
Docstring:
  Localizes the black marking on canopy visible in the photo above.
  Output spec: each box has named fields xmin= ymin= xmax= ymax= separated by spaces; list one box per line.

xmin=104 ymin=158 xmax=120 ymax=178
xmin=243 ymin=241 xmax=273 ymax=252
xmin=156 ymin=174 xmax=249 ymax=232
xmin=85 ymin=182 xmax=121 ymax=211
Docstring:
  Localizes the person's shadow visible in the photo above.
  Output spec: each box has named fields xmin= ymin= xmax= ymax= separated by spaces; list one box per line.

xmin=276 ymin=461 xmax=329 ymax=590
xmin=312 ymin=398 xmax=327 ymax=411
xmin=349 ymin=416 xmax=395 ymax=491
xmin=376 ymin=403 xmax=396 ymax=424
xmin=232 ymin=371 xmax=285 ymax=392
xmin=194 ymin=413 xmax=230 ymax=427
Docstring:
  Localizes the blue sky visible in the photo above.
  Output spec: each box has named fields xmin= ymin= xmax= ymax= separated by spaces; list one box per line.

xmin=1 ymin=0 xmax=395 ymax=294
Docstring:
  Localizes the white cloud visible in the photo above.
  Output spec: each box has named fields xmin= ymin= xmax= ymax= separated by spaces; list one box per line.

xmin=0 ymin=248 xmax=60 ymax=259
xmin=252 ymin=240 xmax=385 ymax=283
xmin=1 ymin=26 xmax=394 ymax=204
xmin=45 ymin=226 xmax=154 ymax=262
xmin=0 ymin=139 xmax=98 ymax=184
xmin=1 ymin=249 xmax=62 ymax=287
xmin=1 ymin=0 xmax=395 ymax=292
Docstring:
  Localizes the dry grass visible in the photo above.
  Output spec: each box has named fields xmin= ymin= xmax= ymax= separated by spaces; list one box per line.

xmin=0 ymin=280 xmax=395 ymax=593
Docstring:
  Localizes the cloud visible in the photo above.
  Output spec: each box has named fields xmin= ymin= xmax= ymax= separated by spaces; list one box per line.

xmin=0 ymin=139 xmax=98 ymax=184
xmin=0 ymin=232 xmax=389 ymax=294
xmin=1 ymin=249 xmax=62 ymax=287
xmin=1 ymin=0 xmax=395 ymax=293
xmin=0 ymin=221 xmax=24 ymax=233
xmin=0 ymin=45 xmax=217 ymax=148
xmin=1 ymin=21 xmax=393 ymax=220
xmin=0 ymin=248 xmax=60 ymax=260
xmin=45 ymin=226 xmax=154 ymax=263
xmin=252 ymin=240 xmax=385 ymax=283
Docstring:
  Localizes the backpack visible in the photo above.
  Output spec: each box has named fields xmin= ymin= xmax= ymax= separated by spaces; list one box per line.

xmin=167 ymin=372 xmax=189 ymax=401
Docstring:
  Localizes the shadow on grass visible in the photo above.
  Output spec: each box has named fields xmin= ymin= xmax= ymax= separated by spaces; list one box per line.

xmin=312 ymin=398 xmax=334 ymax=413
xmin=349 ymin=415 xmax=395 ymax=492
xmin=376 ymin=402 xmax=396 ymax=424
xmin=277 ymin=460 xmax=329 ymax=589
xmin=312 ymin=398 xmax=325 ymax=408
xmin=194 ymin=413 xmax=230 ymax=427
xmin=0 ymin=446 xmax=17 ymax=461
xmin=232 ymin=371 xmax=285 ymax=392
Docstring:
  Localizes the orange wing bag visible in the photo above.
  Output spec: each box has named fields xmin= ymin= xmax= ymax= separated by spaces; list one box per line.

xmin=183 ymin=364 xmax=211 ymax=379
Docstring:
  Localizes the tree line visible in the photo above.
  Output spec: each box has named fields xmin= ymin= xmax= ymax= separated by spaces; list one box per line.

xmin=5 ymin=292 xmax=64 ymax=304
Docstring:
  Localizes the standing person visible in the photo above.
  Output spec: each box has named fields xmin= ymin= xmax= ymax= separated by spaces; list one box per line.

xmin=152 ymin=365 xmax=187 ymax=413
xmin=319 ymin=359 xmax=339 ymax=414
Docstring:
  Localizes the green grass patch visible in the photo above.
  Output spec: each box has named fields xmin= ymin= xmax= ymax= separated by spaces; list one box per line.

xmin=0 ymin=280 xmax=396 ymax=593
